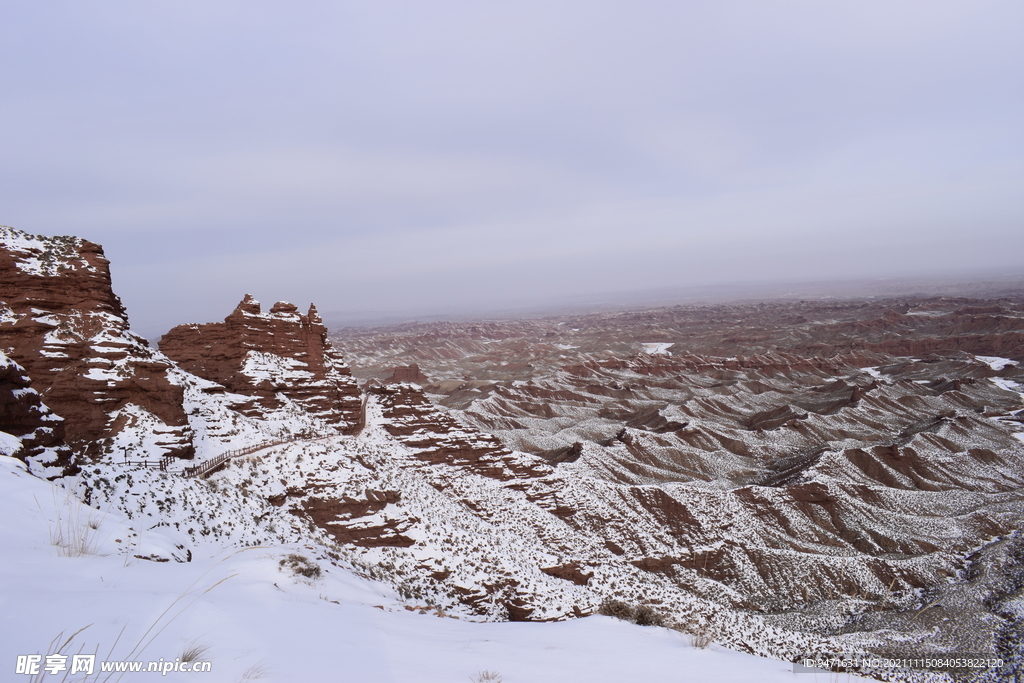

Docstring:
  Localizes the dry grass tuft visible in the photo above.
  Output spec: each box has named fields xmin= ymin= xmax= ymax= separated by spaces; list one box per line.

xmin=686 ymin=631 xmax=714 ymax=649
xmin=239 ymin=661 xmax=271 ymax=680
xmin=179 ymin=639 xmax=211 ymax=663
xmin=471 ymin=671 xmax=503 ymax=683
xmin=674 ymin=617 xmax=715 ymax=649
xmin=37 ymin=492 xmax=105 ymax=557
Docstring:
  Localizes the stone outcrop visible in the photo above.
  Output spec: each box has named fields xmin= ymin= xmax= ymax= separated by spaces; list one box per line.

xmin=540 ymin=562 xmax=594 ymax=585
xmin=373 ymin=383 xmax=549 ymax=481
xmin=0 ymin=351 xmax=77 ymax=477
xmin=159 ymin=295 xmax=362 ymax=431
xmin=384 ymin=364 xmax=430 ymax=385
xmin=0 ymin=227 xmax=193 ymax=460
xmin=299 ymin=489 xmax=418 ymax=547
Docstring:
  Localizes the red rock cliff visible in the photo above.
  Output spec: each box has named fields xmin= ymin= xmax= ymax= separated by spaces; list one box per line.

xmin=0 ymin=350 xmax=78 ymax=477
xmin=0 ymin=227 xmax=194 ymax=460
xmin=159 ymin=295 xmax=362 ymax=431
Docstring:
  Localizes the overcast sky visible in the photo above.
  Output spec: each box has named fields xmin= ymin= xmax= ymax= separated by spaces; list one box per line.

xmin=2 ymin=1 xmax=1022 ymax=338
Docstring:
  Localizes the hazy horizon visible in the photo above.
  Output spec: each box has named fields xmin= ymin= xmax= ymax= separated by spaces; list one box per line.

xmin=289 ymin=265 xmax=1024 ymax=333
xmin=3 ymin=2 xmax=1022 ymax=339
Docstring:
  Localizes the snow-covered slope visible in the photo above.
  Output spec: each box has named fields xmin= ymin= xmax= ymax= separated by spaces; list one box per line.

xmin=1 ymin=455 xmax=879 ymax=683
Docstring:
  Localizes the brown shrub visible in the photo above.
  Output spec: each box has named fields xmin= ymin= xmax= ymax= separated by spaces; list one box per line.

xmin=597 ymin=598 xmax=635 ymax=621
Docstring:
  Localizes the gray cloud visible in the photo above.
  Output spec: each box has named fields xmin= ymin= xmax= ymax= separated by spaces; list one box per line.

xmin=1 ymin=1 xmax=1021 ymax=337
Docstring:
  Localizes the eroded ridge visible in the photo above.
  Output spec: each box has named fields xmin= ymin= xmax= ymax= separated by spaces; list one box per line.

xmin=333 ymin=297 xmax=1024 ymax=660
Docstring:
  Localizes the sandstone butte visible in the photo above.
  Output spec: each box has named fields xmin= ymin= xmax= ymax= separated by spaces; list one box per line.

xmin=159 ymin=295 xmax=363 ymax=432
xmin=0 ymin=226 xmax=193 ymax=461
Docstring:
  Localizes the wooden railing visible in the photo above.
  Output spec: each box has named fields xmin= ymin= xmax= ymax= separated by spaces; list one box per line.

xmin=123 ymin=391 xmax=369 ymax=478
xmin=123 ymin=454 xmax=176 ymax=471
xmin=181 ymin=439 xmax=287 ymax=479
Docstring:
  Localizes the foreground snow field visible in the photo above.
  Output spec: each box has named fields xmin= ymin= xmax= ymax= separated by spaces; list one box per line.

xmin=0 ymin=456 xmax=872 ymax=683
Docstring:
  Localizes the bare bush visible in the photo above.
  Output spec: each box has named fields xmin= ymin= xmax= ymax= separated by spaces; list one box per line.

xmin=471 ymin=671 xmax=503 ymax=683
xmin=598 ymin=598 xmax=668 ymax=627
xmin=634 ymin=604 xmax=666 ymax=627
xmin=279 ymin=553 xmax=321 ymax=579
xmin=597 ymin=598 xmax=635 ymax=621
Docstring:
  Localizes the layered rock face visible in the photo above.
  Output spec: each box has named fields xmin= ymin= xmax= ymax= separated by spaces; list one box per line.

xmin=159 ymin=295 xmax=361 ymax=431
xmin=0 ymin=351 xmax=77 ymax=477
xmin=373 ymin=382 xmax=548 ymax=481
xmin=0 ymin=227 xmax=193 ymax=460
